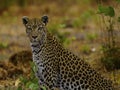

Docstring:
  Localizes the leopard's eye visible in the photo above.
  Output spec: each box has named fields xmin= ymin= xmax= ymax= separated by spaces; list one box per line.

xmin=38 ymin=25 xmax=43 ymax=31
xmin=26 ymin=26 xmax=32 ymax=33
xmin=27 ymin=26 xmax=32 ymax=29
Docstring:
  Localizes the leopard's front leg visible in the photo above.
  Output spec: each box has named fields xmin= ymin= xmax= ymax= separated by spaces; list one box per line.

xmin=36 ymin=67 xmax=60 ymax=90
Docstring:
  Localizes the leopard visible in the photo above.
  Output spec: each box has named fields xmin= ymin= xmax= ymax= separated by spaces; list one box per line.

xmin=22 ymin=15 xmax=115 ymax=90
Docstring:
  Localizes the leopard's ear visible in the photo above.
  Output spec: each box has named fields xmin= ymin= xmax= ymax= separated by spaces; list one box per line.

xmin=22 ymin=16 xmax=29 ymax=25
xmin=41 ymin=15 xmax=48 ymax=25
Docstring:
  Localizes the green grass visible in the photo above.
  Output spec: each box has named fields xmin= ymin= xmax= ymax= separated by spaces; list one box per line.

xmin=0 ymin=42 xmax=8 ymax=49
xmin=19 ymin=62 xmax=39 ymax=90
xmin=81 ymin=44 xmax=91 ymax=54
xmin=86 ymin=33 xmax=98 ymax=42
xmin=73 ymin=10 xmax=94 ymax=28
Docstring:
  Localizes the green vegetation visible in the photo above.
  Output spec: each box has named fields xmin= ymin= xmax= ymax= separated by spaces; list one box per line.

xmin=0 ymin=42 xmax=8 ymax=49
xmin=81 ymin=45 xmax=91 ymax=54
xmin=73 ymin=10 xmax=94 ymax=28
xmin=86 ymin=33 xmax=98 ymax=42
xmin=98 ymin=0 xmax=120 ymax=71
xmin=19 ymin=62 xmax=39 ymax=90
xmin=48 ymin=23 xmax=72 ymax=46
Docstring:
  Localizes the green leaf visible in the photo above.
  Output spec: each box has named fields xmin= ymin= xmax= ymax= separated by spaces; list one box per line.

xmin=98 ymin=5 xmax=115 ymax=17
xmin=29 ymin=83 xmax=39 ymax=90
xmin=98 ymin=5 xmax=105 ymax=14
xmin=118 ymin=17 xmax=120 ymax=22
xmin=30 ymin=62 xmax=37 ymax=73
xmin=19 ymin=76 xmax=28 ymax=84
xmin=26 ymin=81 xmax=31 ymax=88
xmin=41 ymin=86 xmax=47 ymax=90
xmin=108 ymin=6 xmax=115 ymax=17
xmin=31 ymin=77 xmax=39 ymax=84
xmin=17 ymin=86 xmax=23 ymax=90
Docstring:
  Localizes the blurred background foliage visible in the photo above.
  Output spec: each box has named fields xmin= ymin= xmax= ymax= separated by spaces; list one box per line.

xmin=0 ymin=0 xmax=120 ymax=89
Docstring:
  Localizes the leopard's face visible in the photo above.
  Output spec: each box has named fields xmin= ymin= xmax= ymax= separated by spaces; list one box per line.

xmin=22 ymin=16 xmax=48 ymax=43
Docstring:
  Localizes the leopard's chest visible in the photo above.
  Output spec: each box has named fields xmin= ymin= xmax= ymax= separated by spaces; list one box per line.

xmin=33 ymin=54 xmax=43 ymax=70
xmin=32 ymin=53 xmax=45 ymax=82
xmin=31 ymin=43 xmax=45 ymax=79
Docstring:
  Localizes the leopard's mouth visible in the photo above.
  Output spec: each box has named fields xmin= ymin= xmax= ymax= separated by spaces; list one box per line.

xmin=32 ymin=39 xmax=38 ymax=42
xmin=30 ymin=38 xmax=38 ymax=43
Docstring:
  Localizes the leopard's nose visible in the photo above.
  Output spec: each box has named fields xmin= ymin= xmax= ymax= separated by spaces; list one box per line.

xmin=32 ymin=36 xmax=37 ymax=39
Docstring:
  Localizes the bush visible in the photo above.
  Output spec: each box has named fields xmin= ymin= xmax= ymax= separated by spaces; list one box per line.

xmin=101 ymin=46 xmax=120 ymax=71
xmin=19 ymin=62 xmax=39 ymax=90
xmin=98 ymin=0 xmax=120 ymax=71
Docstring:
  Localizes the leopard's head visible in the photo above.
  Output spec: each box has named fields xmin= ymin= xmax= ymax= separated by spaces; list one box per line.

xmin=22 ymin=15 xmax=48 ymax=43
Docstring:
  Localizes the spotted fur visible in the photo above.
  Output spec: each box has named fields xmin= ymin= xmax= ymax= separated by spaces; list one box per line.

xmin=22 ymin=16 xmax=115 ymax=90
